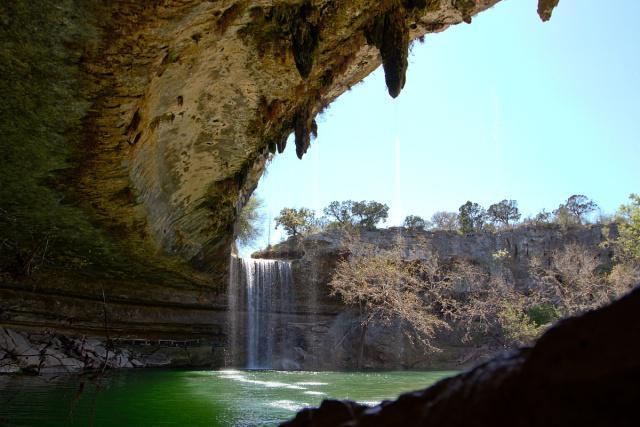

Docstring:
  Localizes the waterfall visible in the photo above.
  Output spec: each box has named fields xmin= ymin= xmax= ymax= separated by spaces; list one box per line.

xmin=228 ymin=256 xmax=294 ymax=369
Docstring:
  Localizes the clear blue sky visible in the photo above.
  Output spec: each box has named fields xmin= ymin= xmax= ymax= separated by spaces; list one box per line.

xmin=242 ymin=0 xmax=640 ymax=254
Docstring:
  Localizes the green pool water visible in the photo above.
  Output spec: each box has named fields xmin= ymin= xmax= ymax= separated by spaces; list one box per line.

xmin=0 ymin=369 xmax=456 ymax=426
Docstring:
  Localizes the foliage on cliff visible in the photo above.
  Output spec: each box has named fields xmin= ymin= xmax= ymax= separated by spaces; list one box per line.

xmin=614 ymin=194 xmax=640 ymax=262
xmin=275 ymin=207 xmax=318 ymax=237
xmin=329 ymin=234 xmax=636 ymax=355
xmin=235 ymin=195 xmax=264 ymax=247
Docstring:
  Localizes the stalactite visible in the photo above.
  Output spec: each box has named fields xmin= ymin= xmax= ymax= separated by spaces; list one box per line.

xmin=294 ymin=103 xmax=314 ymax=159
xmin=537 ymin=0 xmax=560 ymax=22
xmin=291 ymin=2 xmax=320 ymax=79
xmin=277 ymin=133 xmax=288 ymax=154
xmin=454 ymin=0 xmax=476 ymax=24
xmin=365 ymin=7 xmax=409 ymax=98
xmin=241 ymin=2 xmax=319 ymax=80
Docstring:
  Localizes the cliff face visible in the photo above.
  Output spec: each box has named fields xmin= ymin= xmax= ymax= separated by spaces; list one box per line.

xmin=1 ymin=0 xmax=519 ymax=342
xmin=253 ymin=225 xmax=613 ymax=370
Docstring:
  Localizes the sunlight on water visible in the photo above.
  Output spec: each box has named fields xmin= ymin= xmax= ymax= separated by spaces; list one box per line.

xmin=0 ymin=369 xmax=456 ymax=426
xmin=267 ymin=400 xmax=309 ymax=412
xmin=303 ymin=391 xmax=327 ymax=396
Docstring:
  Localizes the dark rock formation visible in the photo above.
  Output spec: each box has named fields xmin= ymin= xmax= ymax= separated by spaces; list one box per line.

xmin=282 ymin=285 xmax=640 ymax=426
xmin=538 ymin=0 xmax=561 ymax=22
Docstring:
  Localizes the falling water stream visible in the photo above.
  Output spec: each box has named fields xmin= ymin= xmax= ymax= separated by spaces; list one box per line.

xmin=228 ymin=256 xmax=294 ymax=369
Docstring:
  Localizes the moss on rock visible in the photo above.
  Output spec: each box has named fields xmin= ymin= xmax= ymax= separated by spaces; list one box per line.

xmin=241 ymin=2 xmax=320 ymax=79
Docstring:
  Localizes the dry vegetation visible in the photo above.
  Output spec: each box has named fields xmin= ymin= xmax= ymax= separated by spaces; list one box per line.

xmin=329 ymin=237 xmax=639 ymax=363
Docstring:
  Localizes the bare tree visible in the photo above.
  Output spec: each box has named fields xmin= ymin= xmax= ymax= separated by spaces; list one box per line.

xmin=444 ymin=259 xmax=543 ymax=347
xmin=329 ymin=242 xmax=449 ymax=367
xmin=529 ymin=244 xmax=621 ymax=317
xmin=430 ymin=211 xmax=458 ymax=231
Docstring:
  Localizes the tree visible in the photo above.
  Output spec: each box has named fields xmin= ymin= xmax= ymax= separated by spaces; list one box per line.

xmin=534 ymin=209 xmax=552 ymax=224
xmin=528 ymin=244 xmax=624 ymax=318
xmin=323 ymin=200 xmax=389 ymax=231
xmin=352 ymin=201 xmax=389 ymax=230
xmin=403 ymin=215 xmax=430 ymax=231
xmin=275 ymin=207 xmax=316 ymax=237
xmin=553 ymin=205 xmax=580 ymax=227
xmin=430 ymin=211 xmax=458 ymax=231
xmin=323 ymin=200 xmax=356 ymax=228
xmin=328 ymin=243 xmax=449 ymax=367
xmin=487 ymin=200 xmax=521 ymax=227
xmin=235 ymin=195 xmax=264 ymax=247
xmin=458 ymin=201 xmax=486 ymax=233
xmin=614 ymin=194 xmax=640 ymax=262
xmin=555 ymin=195 xmax=598 ymax=224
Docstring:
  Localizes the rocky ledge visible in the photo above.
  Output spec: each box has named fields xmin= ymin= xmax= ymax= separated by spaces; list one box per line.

xmin=0 ymin=328 xmax=218 ymax=375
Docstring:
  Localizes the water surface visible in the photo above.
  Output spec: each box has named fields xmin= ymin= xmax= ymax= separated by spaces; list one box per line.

xmin=0 ymin=369 xmax=455 ymax=426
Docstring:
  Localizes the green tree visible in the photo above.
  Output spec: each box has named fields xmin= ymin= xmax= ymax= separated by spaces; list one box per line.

xmin=352 ymin=201 xmax=389 ymax=230
xmin=323 ymin=200 xmax=357 ymax=228
xmin=275 ymin=207 xmax=316 ymax=237
xmin=555 ymin=194 xmax=598 ymax=224
xmin=487 ymin=200 xmax=521 ymax=227
xmin=534 ymin=209 xmax=552 ymax=224
xmin=323 ymin=200 xmax=389 ymax=230
xmin=403 ymin=215 xmax=430 ymax=231
xmin=553 ymin=205 xmax=580 ymax=227
xmin=430 ymin=211 xmax=458 ymax=231
xmin=235 ymin=195 xmax=264 ymax=247
xmin=615 ymin=194 xmax=640 ymax=262
xmin=458 ymin=201 xmax=486 ymax=233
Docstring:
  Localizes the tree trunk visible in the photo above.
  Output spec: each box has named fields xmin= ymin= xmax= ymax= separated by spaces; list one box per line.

xmin=357 ymin=323 xmax=368 ymax=370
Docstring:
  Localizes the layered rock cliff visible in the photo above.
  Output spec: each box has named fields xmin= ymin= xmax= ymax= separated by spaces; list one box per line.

xmin=252 ymin=224 xmax=613 ymax=370
xmin=1 ymin=0 xmax=531 ymax=343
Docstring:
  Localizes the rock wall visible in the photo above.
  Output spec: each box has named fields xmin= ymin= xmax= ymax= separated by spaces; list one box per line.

xmin=1 ymin=0 xmax=520 ymax=343
xmin=253 ymin=224 xmax=614 ymax=370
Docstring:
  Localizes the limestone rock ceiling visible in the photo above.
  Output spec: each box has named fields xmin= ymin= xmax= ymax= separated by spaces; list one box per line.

xmin=81 ymin=0 xmax=557 ymax=281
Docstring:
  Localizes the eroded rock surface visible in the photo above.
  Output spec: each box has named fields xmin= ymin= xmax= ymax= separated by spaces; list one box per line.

xmin=1 ymin=1 xmax=558 ymax=343
xmin=0 ymin=327 xmax=217 ymax=374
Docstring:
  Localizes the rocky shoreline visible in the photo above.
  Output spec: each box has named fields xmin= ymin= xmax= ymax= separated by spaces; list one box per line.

xmin=0 ymin=328 xmax=217 ymax=375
